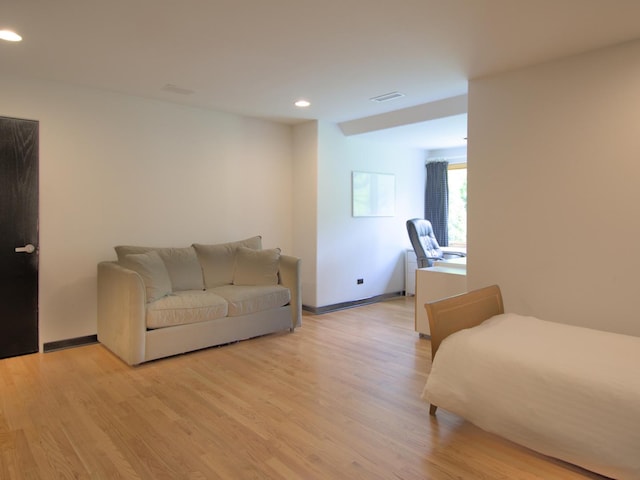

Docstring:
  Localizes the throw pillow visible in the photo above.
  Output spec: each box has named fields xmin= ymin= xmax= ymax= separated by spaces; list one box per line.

xmin=121 ymin=251 xmax=172 ymax=303
xmin=193 ymin=236 xmax=262 ymax=288
xmin=233 ymin=246 xmax=281 ymax=286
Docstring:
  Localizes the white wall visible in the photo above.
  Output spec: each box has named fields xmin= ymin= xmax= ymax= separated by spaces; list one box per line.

xmin=0 ymin=75 xmax=293 ymax=349
xmin=292 ymin=121 xmax=319 ymax=306
xmin=468 ymin=39 xmax=640 ymax=336
xmin=313 ymin=121 xmax=426 ymax=308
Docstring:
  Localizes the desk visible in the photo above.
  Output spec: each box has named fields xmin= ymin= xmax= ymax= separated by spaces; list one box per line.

xmin=406 ymin=249 xmax=466 ymax=296
xmin=415 ymin=265 xmax=467 ymax=336
xmin=433 ymin=256 xmax=466 ymax=269
xmin=405 ymin=249 xmax=417 ymax=295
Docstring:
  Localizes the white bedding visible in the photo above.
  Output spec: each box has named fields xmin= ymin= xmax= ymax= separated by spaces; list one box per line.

xmin=423 ymin=313 xmax=640 ymax=479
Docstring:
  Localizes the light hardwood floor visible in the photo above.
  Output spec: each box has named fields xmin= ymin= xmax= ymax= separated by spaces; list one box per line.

xmin=1 ymin=297 xmax=606 ymax=479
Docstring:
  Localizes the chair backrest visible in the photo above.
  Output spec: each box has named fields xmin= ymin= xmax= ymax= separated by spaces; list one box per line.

xmin=406 ymin=218 xmax=443 ymax=268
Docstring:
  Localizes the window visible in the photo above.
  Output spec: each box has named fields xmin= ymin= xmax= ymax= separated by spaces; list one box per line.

xmin=447 ymin=164 xmax=467 ymax=246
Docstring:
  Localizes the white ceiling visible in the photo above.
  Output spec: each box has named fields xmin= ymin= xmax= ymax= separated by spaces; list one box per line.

xmin=3 ymin=0 xmax=640 ymax=149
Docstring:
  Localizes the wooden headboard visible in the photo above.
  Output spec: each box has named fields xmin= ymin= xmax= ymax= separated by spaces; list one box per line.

xmin=425 ymin=284 xmax=504 ymax=361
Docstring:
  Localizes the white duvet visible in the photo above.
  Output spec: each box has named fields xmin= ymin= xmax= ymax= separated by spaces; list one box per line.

xmin=423 ymin=313 xmax=640 ymax=479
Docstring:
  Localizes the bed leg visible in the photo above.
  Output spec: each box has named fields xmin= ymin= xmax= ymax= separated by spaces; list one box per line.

xmin=429 ymin=404 xmax=438 ymax=416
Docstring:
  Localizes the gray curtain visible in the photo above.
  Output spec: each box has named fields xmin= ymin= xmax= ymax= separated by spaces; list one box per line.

xmin=425 ymin=161 xmax=449 ymax=246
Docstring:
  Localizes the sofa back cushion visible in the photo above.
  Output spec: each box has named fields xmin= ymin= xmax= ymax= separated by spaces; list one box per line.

xmin=115 ymin=245 xmax=204 ymax=291
xmin=233 ymin=247 xmax=281 ymax=286
xmin=193 ymin=236 xmax=262 ymax=288
xmin=115 ymin=245 xmax=153 ymax=261
xmin=156 ymin=247 xmax=204 ymax=291
xmin=120 ymin=251 xmax=172 ymax=303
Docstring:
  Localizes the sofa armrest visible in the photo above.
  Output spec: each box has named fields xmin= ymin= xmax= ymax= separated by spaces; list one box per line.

xmin=278 ymin=254 xmax=302 ymax=329
xmin=97 ymin=261 xmax=147 ymax=365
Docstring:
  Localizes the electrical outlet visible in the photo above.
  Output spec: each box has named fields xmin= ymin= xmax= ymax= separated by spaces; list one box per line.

xmin=357 ymin=278 xmax=364 ymax=285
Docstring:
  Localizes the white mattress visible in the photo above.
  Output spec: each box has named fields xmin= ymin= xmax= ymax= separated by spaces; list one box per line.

xmin=423 ymin=313 xmax=640 ymax=479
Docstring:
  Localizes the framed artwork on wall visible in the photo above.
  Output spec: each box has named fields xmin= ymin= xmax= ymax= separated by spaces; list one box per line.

xmin=352 ymin=171 xmax=395 ymax=217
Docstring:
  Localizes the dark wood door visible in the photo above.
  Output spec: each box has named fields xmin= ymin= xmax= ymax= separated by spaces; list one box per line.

xmin=0 ymin=116 xmax=39 ymax=359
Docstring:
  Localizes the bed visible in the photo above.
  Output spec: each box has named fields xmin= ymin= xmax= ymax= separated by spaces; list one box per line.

xmin=422 ymin=285 xmax=640 ymax=480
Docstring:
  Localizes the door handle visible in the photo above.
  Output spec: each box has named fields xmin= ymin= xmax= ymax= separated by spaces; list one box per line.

xmin=15 ymin=244 xmax=36 ymax=254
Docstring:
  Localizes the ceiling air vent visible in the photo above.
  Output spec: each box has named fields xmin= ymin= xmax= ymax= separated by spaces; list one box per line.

xmin=370 ymin=91 xmax=405 ymax=103
xmin=162 ymin=84 xmax=195 ymax=95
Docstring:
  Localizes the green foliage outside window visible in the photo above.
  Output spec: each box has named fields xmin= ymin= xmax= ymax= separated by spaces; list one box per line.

xmin=448 ymin=167 xmax=467 ymax=246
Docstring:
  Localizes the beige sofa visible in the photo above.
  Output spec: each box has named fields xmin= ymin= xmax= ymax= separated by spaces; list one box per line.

xmin=97 ymin=236 xmax=301 ymax=365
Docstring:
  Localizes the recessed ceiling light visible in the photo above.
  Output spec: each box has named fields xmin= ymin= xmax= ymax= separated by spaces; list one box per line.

xmin=0 ymin=30 xmax=22 ymax=42
xmin=294 ymin=99 xmax=311 ymax=108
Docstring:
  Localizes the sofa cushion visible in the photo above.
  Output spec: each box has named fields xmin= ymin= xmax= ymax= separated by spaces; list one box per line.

xmin=115 ymin=245 xmax=204 ymax=292
xmin=146 ymin=290 xmax=228 ymax=329
xmin=115 ymin=245 xmax=155 ymax=262
xmin=156 ymin=247 xmax=204 ymax=291
xmin=233 ymin=247 xmax=281 ymax=286
xmin=193 ymin=236 xmax=262 ymax=288
xmin=121 ymin=251 xmax=172 ymax=303
xmin=211 ymin=285 xmax=290 ymax=317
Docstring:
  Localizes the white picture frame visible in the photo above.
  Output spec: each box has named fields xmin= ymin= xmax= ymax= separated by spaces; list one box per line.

xmin=352 ymin=171 xmax=395 ymax=217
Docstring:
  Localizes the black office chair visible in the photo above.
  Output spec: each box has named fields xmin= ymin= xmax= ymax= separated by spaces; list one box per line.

xmin=406 ymin=218 xmax=458 ymax=268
